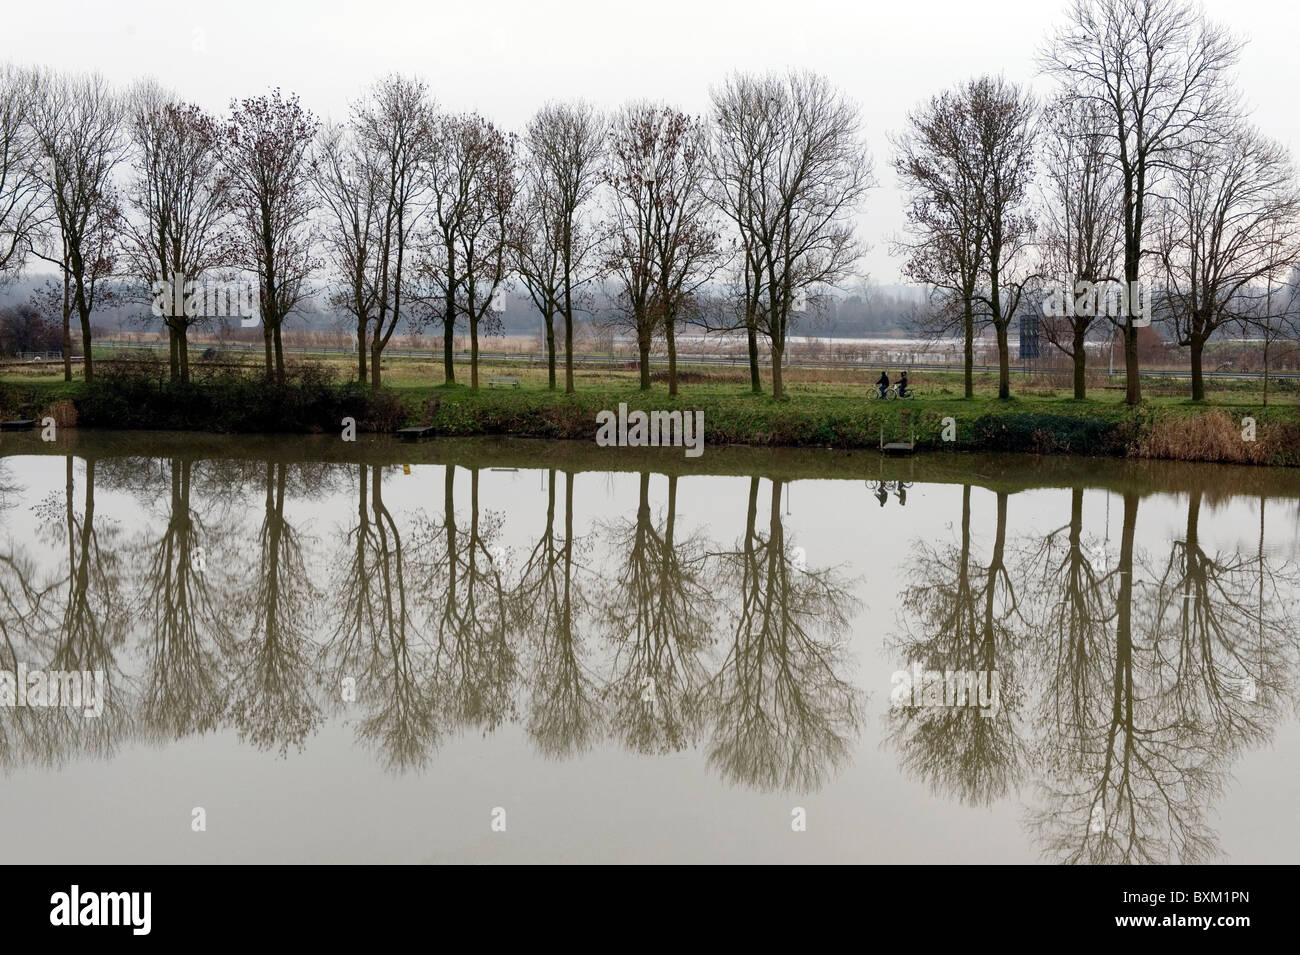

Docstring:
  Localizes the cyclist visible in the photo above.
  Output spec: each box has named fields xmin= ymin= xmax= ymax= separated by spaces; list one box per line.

xmin=875 ymin=370 xmax=890 ymax=399
xmin=898 ymin=370 xmax=911 ymax=398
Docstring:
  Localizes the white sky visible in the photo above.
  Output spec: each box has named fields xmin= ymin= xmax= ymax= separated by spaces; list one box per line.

xmin=3 ymin=0 xmax=1298 ymax=283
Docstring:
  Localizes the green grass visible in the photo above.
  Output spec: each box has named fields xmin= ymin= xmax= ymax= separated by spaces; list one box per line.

xmin=2 ymin=353 xmax=1298 ymax=465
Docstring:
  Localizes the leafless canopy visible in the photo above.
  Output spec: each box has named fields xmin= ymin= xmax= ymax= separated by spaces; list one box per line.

xmin=122 ymin=80 xmax=232 ymax=383
xmin=710 ymin=71 xmax=874 ymax=398
xmin=1040 ymin=0 xmax=1243 ymax=404
xmin=604 ymin=102 xmax=719 ymax=394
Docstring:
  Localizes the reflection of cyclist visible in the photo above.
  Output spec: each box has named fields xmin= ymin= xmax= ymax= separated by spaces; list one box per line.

xmin=875 ymin=371 xmax=889 ymax=399
xmin=898 ymin=370 xmax=910 ymax=398
xmin=896 ymin=482 xmax=908 ymax=506
xmin=875 ymin=482 xmax=889 ymax=507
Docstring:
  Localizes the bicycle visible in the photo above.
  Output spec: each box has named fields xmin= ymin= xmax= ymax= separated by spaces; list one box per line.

xmin=869 ymin=383 xmax=916 ymax=401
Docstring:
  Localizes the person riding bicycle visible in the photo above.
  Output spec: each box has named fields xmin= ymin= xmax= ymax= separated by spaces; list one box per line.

xmin=898 ymin=370 xmax=911 ymax=398
xmin=875 ymin=370 xmax=889 ymax=399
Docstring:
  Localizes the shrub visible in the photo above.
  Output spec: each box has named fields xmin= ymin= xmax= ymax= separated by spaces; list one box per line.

xmin=970 ymin=412 xmax=1127 ymax=456
xmin=74 ymin=366 xmax=404 ymax=434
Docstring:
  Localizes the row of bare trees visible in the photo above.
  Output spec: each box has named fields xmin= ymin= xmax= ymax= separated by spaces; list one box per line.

xmin=895 ymin=0 xmax=1300 ymax=404
xmin=312 ymin=71 xmax=874 ymax=397
xmin=0 ymin=66 xmax=320 ymax=386
xmin=0 ymin=65 xmax=874 ymax=396
xmin=15 ymin=2 xmax=1295 ymax=404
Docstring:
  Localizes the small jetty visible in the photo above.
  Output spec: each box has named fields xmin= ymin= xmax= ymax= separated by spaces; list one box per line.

xmin=0 ymin=419 xmax=37 ymax=431
xmin=880 ymin=412 xmax=916 ymax=456
xmin=396 ymin=425 xmax=436 ymax=442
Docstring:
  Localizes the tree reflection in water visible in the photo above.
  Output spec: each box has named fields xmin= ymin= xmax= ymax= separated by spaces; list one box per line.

xmin=888 ymin=481 xmax=1300 ymax=863
xmin=1 ymin=445 xmax=1295 ymax=859
xmin=704 ymin=477 xmax=864 ymax=792
xmin=888 ymin=486 xmax=1027 ymax=806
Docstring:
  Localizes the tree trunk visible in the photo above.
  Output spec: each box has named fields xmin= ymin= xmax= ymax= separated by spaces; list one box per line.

xmin=273 ymin=324 xmax=285 ymax=385
xmin=963 ymin=297 xmax=974 ymax=398
xmin=1124 ymin=319 xmax=1141 ymax=405
xmin=545 ymin=313 xmax=556 ymax=390
xmin=178 ymin=325 xmax=189 ymax=384
xmin=444 ymin=242 xmax=457 ymax=384
xmin=470 ymin=316 xmax=480 ymax=391
xmin=638 ymin=336 xmax=650 ymax=391
xmin=443 ymin=316 xmax=455 ymax=385
xmin=1072 ymin=328 xmax=1087 ymax=399
xmin=1123 ymin=225 xmax=1143 ymax=404
xmin=1190 ymin=335 xmax=1205 ymax=402
xmin=771 ymin=343 xmax=784 ymax=399
xmin=666 ymin=317 xmax=678 ymax=397
xmin=563 ymin=313 xmax=574 ymax=395
xmin=444 ymin=465 xmax=457 ymax=607
xmin=357 ymin=318 xmax=367 ymax=383
xmin=996 ymin=322 xmax=1010 ymax=400
xmin=747 ymin=312 xmax=761 ymax=394
xmin=169 ymin=324 xmax=180 ymax=382
xmin=62 ymin=273 xmax=71 ymax=382
xmin=371 ymin=343 xmax=382 ymax=388
xmin=78 ymin=306 xmax=94 ymax=383
xmin=263 ymin=322 xmax=274 ymax=381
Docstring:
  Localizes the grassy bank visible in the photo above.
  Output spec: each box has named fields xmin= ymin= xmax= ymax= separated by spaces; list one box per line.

xmin=1 ymin=362 xmax=1297 ymax=466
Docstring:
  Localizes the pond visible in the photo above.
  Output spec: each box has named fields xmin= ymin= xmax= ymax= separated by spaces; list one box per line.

xmin=0 ymin=432 xmax=1297 ymax=863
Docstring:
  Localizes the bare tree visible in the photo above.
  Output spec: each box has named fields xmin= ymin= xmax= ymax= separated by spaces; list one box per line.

xmin=351 ymin=75 xmax=434 ymax=388
xmin=708 ymin=79 xmax=775 ymax=394
xmin=1154 ymin=124 xmax=1300 ymax=400
xmin=518 ymin=102 xmax=605 ymax=394
xmin=123 ymin=81 xmax=232 ymax=383
xmin=0 ymin=65 xmax=44 ymax=285
xmin=30 ymin=69 xmax=126 ymax=382
xmin=970 ymin=76 xmax=1037 ymax=401
xmin=605 ymin=103 xmax=720 ymax=394
xmin=509 ymin=160 xmax=564 ymax=389
xmin=454 ymin=123 xmax=516 ymax=391
xmin=892 ymin=83 xmax=988 ymax=398
xmin=312 ymin=122 xmax=381 ymax=381
xmin=1037 ymin=93 xmax=1123 ymax=398
xmin=420 ymin=113 xmax=516 ymax=389
xmin=711 ymin=71 xmax=873 ymax=399
xmin=1041 ymin=0 xmax=1243 ymax=405
xmin=225 ymin=88 xmax=319 ymax=385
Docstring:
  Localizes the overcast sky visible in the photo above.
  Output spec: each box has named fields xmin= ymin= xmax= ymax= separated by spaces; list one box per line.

xmin=3 ymin=0 xmax=1298 ymax=284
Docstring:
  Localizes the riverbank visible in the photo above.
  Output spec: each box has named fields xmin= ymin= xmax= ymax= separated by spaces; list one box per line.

xmin=2 ymin=374 xmax=1297 ymax=466
xmin=8 ymin=431 xmax=1300 ymax=500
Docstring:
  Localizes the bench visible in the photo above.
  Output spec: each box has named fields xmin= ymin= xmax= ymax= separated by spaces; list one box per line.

xmin=488 ymin=376 xmax=520 ymax=388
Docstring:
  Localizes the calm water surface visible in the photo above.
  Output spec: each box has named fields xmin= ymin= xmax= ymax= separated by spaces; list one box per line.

xmin=1 ymin=432 xmax=1297 ymax=863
